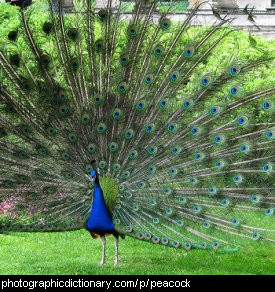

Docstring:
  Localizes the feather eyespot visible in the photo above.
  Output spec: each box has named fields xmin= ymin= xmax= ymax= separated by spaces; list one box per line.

xmin=212 ymin=242 xmax=219 ymax=249
xmin=230 ymin=85 xmax=239 ymax=95
xmin=8 ymin=30 xmax=18 ymax=41
xmin=160 ymin=18 xmax=171 ymax=30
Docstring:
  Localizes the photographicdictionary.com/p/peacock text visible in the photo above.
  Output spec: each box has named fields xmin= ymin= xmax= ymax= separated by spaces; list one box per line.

xmin=1 ymin=278 xmax=191 ymax=290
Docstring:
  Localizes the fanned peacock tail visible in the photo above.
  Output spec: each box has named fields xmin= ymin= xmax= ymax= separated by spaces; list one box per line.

xmin=0 ymin=0 xmax=274 ymax=252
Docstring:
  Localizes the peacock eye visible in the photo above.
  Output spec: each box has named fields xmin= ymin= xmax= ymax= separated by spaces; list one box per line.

xmin=202 ymin=79 xmax=208 ymax=86
xmin=42 ymin=22 xmax=52 ymax=34
xmin=203 ymin=221 xmax=210 ymax=227
xmin=263 ymin=164 xmax=272 ymax=172
xmin=127 ymin=24 xmax=138 ymax=38
xmin=265 ymin=209 xmax=273 ymax=216
xmin=184 ymin=46 xmax=194 ymax=57
xmin=171 ymin=74 xmax=177 ymax=81
xmin=263 ymin=101 xmax=273 ymax=110
xmin=129 ymin=150 xmax=138 ymax=159
xmin=8 ymin=30 xmax=18 ymax=41
xmin=68 ymin=28 xmax=78 ymax=40
xmin=10 ymin=54 xmax=20 ymax=67
xmin=160 ymin=18 xmax=171 ymax=30
xmin=230 ymin=86 xmax=239 ymax=95
xmin=124 ymin=129 xmax=134 ymax=139
xmin=210 ymin=105 xmax=221 ymax=116
xmin=252 ymin=233 xmax=260 ymax=240
xmin=237 ymin=116 xmax=248 ymax=126
xmin=136 ymin=100 xmax=146 ymax=111
xmin=179 ymin=197 xmax=186 ymax=203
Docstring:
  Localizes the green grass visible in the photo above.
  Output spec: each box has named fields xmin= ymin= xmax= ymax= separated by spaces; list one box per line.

xmin=0 ymin=230 xmax=274 ymax=275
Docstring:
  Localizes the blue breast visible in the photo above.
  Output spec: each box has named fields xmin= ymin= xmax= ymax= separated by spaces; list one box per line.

xmin=86 ymin=182 xmax=115 ymax=233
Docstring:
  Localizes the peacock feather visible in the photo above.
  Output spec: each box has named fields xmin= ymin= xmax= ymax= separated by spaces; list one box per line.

xmin=0 ymin=0 xmax=274 ymax=262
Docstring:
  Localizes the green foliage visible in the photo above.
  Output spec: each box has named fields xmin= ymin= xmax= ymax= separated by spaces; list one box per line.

xmin=0 ymin=1 xmax=274 ymax=125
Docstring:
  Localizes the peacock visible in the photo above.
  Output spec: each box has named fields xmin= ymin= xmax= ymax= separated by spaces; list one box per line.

xmin=0 ymin=0 xmax=274 ymax=267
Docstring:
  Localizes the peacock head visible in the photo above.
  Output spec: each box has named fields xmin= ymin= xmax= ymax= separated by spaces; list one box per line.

xmin=90 ymin=160 xmax=99 ymax=184
xmin=90 ymin=169 xmax=97 ymax=178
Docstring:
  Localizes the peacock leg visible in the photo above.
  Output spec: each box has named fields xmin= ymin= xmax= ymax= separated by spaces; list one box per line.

xmin=114 ymin=236 xmax=119 ymax=266
xmin=100 ymin=236 xmax=106 ymax=266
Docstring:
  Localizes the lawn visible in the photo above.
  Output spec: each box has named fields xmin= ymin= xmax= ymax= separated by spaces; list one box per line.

xmin=0 ymin=230 xmax=274 ymax=275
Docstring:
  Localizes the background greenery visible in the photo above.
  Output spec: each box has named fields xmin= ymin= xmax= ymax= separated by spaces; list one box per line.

xmin=1 ymin=0 xmax=274 ymax=124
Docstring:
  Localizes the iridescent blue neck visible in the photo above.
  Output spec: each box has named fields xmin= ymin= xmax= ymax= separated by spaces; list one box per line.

xmin=86 ymin=174 xmax=115 ymax=233
xmin=93 ymin=181 xmax=102 ymax=200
